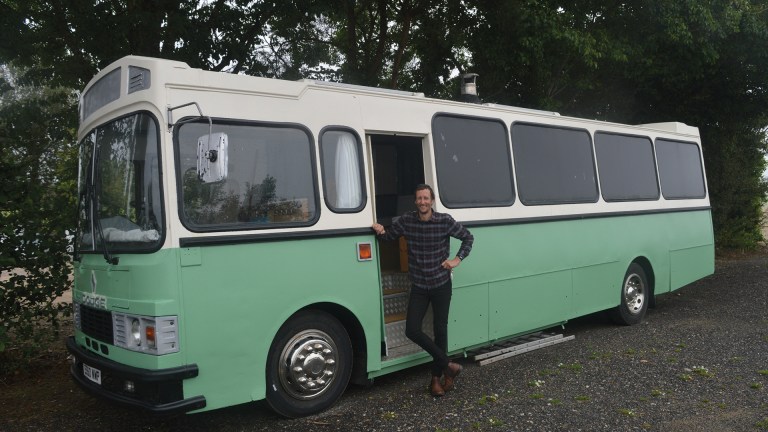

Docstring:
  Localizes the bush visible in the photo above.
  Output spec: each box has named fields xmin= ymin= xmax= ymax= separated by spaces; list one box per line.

xmin=0 ymin=65 xmax=78 ymax=372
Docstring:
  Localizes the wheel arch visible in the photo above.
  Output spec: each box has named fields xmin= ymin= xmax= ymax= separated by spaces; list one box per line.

xmin=631 ymin=256 xmax=656 ymax=308
xmin=295 ymin=302 xmax=369 ymax=386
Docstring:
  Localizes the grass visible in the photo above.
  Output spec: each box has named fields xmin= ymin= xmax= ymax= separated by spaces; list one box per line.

xmin=558 ymin=362 xmax=583 ymax=372
xmin=488 ymin=418 xmax=504 ymax=427
xmin=589 ymin=351 xmax=612 ymax=360
xmin=692 ymin=366 xmax=715 ymax=378
xmin=618 ymin=408 xmax=636 ymax=417
xmin=478 ymin=394 xmax=499 ymax=405
xmin=756 ymin=418 xmax=768 ymax=430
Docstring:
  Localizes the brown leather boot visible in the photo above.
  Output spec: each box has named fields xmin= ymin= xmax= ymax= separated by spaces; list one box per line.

xmin=430 ymin=376 xmax=445 ymax=397
xmin=442 ymin=362 xmax=462 ymax=391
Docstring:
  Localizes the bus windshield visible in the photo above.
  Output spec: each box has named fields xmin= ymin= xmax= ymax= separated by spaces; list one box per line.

xmin=77 ymin=112 xmax=163 ymax=254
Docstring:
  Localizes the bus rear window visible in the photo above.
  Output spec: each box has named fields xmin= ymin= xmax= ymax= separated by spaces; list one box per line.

xmin=177 ymin=121 xmax=318 ymax=230
xmin=655 ymin=139 xmax=706 ymax=199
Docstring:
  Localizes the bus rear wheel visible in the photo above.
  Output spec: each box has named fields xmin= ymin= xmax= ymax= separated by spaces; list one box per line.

xmin=609 ymin=263 xmax=649 ymax=326
xmin=266 ymin=310 xmax=352 ymax=418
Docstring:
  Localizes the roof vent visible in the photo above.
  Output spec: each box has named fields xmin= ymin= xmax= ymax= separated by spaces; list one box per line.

xmin=128 ymin=66 xmax=151 ymax=94
xmin=460 ymin=73 xmax=480 ymax=103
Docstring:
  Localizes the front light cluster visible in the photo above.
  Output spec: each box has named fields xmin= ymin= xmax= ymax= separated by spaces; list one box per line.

xmin=113 ymin=313 xmax=179 ymax=355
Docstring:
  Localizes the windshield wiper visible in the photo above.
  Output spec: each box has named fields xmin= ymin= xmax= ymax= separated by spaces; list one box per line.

xmin=73 ymin=191 xmax=84 ymax=263
xmin=89 ymin=149 xmax=119 ymax=265
xmin=88 ymin=182 xmax=119 ymax=265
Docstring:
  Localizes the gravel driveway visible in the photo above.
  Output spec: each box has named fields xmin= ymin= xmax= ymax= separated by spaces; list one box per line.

xmin=2 ymin=253 xmax=767 ymax=432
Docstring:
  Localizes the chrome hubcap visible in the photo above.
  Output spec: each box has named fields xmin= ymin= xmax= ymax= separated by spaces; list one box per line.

xmin=624 ymin=273 xmax=645 ymax=315
xmin=278 ymin=330 xmax=339 ymax=400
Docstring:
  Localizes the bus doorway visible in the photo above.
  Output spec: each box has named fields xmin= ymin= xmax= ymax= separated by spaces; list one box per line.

xmin=369 ymin=134 xmax=430 ymax=360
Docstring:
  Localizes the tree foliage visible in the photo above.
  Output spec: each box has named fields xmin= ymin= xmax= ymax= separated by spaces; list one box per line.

xmin=466 ymin=0 xmax=768 ymax=249
xmin=0 ymin=1 xmax=767 ymax=364
xmin=0 ymin=65 xmax=78 ymax=364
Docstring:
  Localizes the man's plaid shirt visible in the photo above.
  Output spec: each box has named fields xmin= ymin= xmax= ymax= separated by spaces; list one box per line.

xmin=378 ymin=210 xmax=474 ymax=289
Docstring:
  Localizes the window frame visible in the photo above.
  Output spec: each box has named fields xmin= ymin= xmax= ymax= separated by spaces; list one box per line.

xmin=511 ymin=121 xmax=599 ymax=206
xmin=594 ymin=131 xmax=660 ymax=202
xmin=431 ymin=112 xmax=516 ymax=209
xmin=77 ymin=110 xmax=166 ymax=255
xmin=654 ymin=138 xmax=707 ymax=200
xmin=174 ymin=117 xmax=321 ymax=233
xmin=319 ymin=126 xmax=367 ymax=214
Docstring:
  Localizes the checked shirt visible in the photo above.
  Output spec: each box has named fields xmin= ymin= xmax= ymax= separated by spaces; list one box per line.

xmin=378 ymin=210 xmax=474 ymax=289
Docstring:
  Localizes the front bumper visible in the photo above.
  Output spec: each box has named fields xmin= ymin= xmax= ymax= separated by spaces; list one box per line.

xmin=66 ymin=337 xmax=206 ymax=415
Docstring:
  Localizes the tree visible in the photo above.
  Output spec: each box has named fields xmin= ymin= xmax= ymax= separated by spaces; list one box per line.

xmin=0 ymin=1 xmax=283 ymax=88
xmin=0 ymin=65 xmax=78 ymax=363
xmin=466 ymin=0 xmax=768 ymax=248
xmin=593 ymin=0 xmax=768 ymax=249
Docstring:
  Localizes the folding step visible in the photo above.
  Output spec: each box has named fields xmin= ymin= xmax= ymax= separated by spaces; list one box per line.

xmin=380 ymin=271 xmax=437 ymax=360
xmin=381 ymin=271 xmax=409 ymax=295
xmin=381 ymin=272 xmax=410 ymax=325
xmin=470 ymin=332 xmax=575 ymax=366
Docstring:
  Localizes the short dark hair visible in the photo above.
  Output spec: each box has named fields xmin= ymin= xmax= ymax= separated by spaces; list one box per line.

xmin=415 ymin=183 xmax=435 ymax=200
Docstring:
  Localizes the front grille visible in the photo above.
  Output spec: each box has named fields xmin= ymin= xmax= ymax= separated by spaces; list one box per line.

xmin=80 ymin=305 xmax=114 ymax=345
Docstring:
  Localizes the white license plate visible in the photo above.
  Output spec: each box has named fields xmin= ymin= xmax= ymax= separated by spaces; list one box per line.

xmin=83 ymin=363 xmax=102 ymax=385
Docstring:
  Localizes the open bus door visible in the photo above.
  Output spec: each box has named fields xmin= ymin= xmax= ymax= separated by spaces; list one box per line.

xmin=367 ymin=133 xmax=431 ymax=360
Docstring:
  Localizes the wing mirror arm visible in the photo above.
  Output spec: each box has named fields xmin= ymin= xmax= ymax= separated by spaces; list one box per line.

xmin=167 ymin=102 xmax=228 ymax=183
xmin=167 ymin=102 xmax=212 ymax=139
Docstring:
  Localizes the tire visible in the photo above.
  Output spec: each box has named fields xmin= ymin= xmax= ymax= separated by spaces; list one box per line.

xmin=266 ymin=310 xmax=352 ymax=418
xmin=609 ymin=263 xmax=649 ymax=325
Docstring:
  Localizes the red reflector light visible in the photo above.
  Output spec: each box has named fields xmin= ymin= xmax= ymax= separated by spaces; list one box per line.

xmin=358 ymin=242 xmax=372 ymax=261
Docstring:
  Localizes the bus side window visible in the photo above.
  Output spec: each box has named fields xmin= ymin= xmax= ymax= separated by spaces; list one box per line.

xmin=320 ymin=129 xmax=365 ymax=213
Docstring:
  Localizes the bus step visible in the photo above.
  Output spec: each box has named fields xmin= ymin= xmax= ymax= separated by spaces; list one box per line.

xmin=381 ymin=271 xmax=410 ymax=296
xmin=471 ymin=332 xmax=575 ymax=366
xmin=384 ymin=343 xmax=424 ymax=359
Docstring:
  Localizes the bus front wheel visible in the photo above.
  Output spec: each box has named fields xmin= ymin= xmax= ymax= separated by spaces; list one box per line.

xmin=266 ymin=310 xmax=352 ymax=418
xmin=609 ymin=263 xmax=649 ymax=326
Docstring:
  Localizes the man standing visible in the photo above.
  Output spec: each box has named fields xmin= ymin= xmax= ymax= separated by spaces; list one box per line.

xmin=372 ymin=184 xmax=474 ymax=396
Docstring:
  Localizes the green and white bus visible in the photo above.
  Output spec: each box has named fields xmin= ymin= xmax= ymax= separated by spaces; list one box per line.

xmin=67 ymin=55 xmax=714 ymax=417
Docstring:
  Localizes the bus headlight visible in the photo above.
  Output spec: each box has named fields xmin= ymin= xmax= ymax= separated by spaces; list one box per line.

xmin=113 ymin=313 xmax=179 ymax=355
xmin=131 ymin=319 xmax=141 ymax=346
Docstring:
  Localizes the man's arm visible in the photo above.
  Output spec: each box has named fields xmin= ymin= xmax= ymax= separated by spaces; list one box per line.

xmin=371 ymin=216 xmax=406 ymax=241
xmin=450 ymin=218 xmax=474 ymax=260
xmin=442 ymin=217 xmax=474 ymax=270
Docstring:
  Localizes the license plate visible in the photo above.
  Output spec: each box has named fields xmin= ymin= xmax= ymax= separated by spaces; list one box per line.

xmin=83 ymin=363 xmax=102 ymax=385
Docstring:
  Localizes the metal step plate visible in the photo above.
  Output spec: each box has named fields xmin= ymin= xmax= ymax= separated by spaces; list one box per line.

xmin=471 ymin=332 xmax=575 ymax=366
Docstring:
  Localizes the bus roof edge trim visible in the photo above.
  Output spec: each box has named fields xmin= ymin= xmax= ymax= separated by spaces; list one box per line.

xmin=481 ymin=103 xmax=561 ymax=117
xmin=636 ymin=122 xmax=700 ymax=136
xmin=299 ymin=79 xmax=426 ymax=98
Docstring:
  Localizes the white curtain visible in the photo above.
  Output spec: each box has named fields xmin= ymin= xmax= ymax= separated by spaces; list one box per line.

xmin=334 ymin=133 xmax=362 ymax=208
